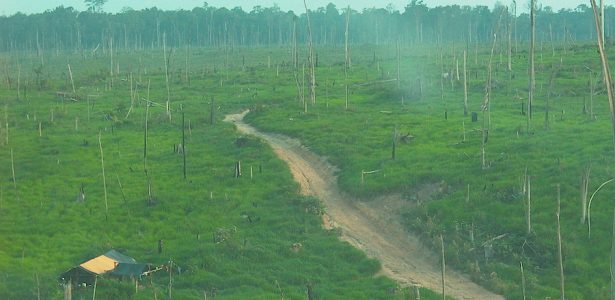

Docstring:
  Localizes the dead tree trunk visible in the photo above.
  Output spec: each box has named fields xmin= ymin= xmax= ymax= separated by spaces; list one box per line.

xmin=144 ymin=80 xmax=150 ymax=172
xmin=98 ymin=132 xmax=108 ymax=218
xmin=67 ymin=64 xmax=75 ymax=95
xmin=391 ymin=126 xmax=397 ymax=160
xmin=17 ymin=65 xmax=20 ymax=100
xmin=344 ymin=6 xmax=351 ymax=77
xmin=528 ymin=0 xmax=536 ymax=132
xmin=163 ymin=32 xmax=171 ymax=121
xmin=463 ymin=50 xmax=468 ymax=116
xmin=304 ymin=0 xmax=316 ymax=105
xmin=556 ymin=184 xmax=565 ymax=300
xmin=524 ymin=167 xmax=531 ymax=234
xmin=210 ymin=97 xmax=215 ymax=125
xmin=397 ymin=40 xmax=401 ymax=89
xmin=182 ymin=111 xmax=186 ymax=179
xmin=10 ymin=148 xmax=17 ymax=200
xmin=520 ymin=261 xmax=526 ymax=300
xmin=440 ymin=234 xmax=446 ymax=300
xmin=581 ymin=165 xmax=591 ymax=224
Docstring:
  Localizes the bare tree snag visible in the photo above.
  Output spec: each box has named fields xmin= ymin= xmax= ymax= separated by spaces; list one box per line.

xmin=587 ymin=178 xmax=615 ymax=238
xmin=581 ymin=165 xmax=591 ymax=224
xmin=590 ymin=0 xmax=615 ymax=153
xmin=440 ymin=234 xmax=445 ymax=300
xmin=601 ymin=0 xmax=606 ymax=47
xmin=182 ymin=111 xmax=186 ymax=179
xmin=67 ymin=64 xmax=75 ymax=95
xmin=589 ymin=71 xmax=596 ymax=119
xmin=528 ymin=0 xmax=536 ymax=131
xmin=125 ymin=73 xmax=134 ymax=119
xmin=116 ymin=175 xmax=127 ymax=204
xmin=292 ymin=16 xmax=298 ymax=70
xmin=98 ymin=131 xmax=108 ymax=218
xmin=144 ymin=80 xmax=150 ymax=172
xmin=463 ymin=50 xmax=468 ymax=116
xmin=344 ymin=6 xmax=350 ymax=77
xmin=10 ymin=148 xmax=17 ymax=200
xmin=210 ymin=97 xmax=215 ymax=125
xmin=17 ymin=65 xmax=20 ymax=100
xmin=397 ymin=40 xmax=401 ymax=89
xmin=163 ymin=32 xmax=171 ymax=121
xmin=304 ymin=0 xmax=316 ymax=105
xmin=345 ymin=84 xmax=349 ymax=111
xmin=92 ymin=275 xmax=98 ymax=300
xmin=556 ymin=184 xmax=565 ymax=300
xmin=391 ymin=126 xmax=397 ymax=160
xmin=524 ymin=167 xmax=531 ymax=234
xmin=520 ymin=261 xmax=526 ymax=300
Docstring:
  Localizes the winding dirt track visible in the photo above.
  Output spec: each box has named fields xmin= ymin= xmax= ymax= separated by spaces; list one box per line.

xmin=224 ymin=110 xmax=503 ymax=300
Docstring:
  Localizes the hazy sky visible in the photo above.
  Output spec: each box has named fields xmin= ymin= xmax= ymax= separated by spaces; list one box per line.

xmin=0 ymin=0 xmax=603 ymax=16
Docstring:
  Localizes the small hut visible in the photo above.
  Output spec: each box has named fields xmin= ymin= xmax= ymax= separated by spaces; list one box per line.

xmin=60 ymin=250 xmax=158 ymax=286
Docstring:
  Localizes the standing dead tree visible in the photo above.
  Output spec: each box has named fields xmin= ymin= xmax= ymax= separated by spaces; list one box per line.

xmin=481 ymin=11 xmax=503 ymax=169
xmin=580 ymin=165 xmax=591 ymax=224
xmin=556 ymin=184 xmax=565 ymax=300
xmin=98 ymin=131 xmax=108 ymax=219
xmin=10 ymin=148 xmax=17 ymax=201
xmin=304 ymin=0 xmax=316 ymax=105
xmin=67 ymin=64 xmax=76 ymax=95
xmin=589 ymin=2 xmax=615 ymax=296
xmin=528 ymin=0 xmax=536 ymax=132
xmin=440 ymin=234 xmax=446 ymax=300
xmin=523 ymin=167 xmax=531 ymax=234
xmin=163 ymin=32 xmax=172 ymax=121
xmin=463 ymin=50 xmax=468 ymax=116
xmin=344 ymin=6 xmax=351 ymax=77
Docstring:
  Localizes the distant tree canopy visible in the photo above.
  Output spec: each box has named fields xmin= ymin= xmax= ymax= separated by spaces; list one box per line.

xmin=84 ymin=0 xmax=107 ymax=12
xmin=0 ymin=3 xmax=613 ymax=52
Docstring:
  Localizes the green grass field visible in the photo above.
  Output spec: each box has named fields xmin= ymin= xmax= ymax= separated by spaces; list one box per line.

xmin=0 ymin=40 xmax=613 ymax=299
xmin=0 ymin=47 xmax=448 ymax=299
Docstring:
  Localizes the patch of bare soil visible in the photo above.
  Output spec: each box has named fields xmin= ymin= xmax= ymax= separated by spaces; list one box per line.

xmin=224 ymin=110 xmax=503 ymax=300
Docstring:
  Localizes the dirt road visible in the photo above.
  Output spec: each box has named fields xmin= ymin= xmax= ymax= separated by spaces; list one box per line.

xmin=225 ymin=110 xmax=504 ymax=300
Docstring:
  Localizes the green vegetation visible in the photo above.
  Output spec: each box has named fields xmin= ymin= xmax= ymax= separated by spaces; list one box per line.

xmin=245 ymin=42 xmax=615 ymax=298
xmin=0 ymin=47 xmax=444 ymax=299
xmin=2 ymin=3 xmax=615 ymax=299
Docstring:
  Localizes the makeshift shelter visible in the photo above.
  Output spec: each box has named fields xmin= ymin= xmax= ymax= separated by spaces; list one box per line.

xmin=60 ymin=250 xmax=157 ymax=286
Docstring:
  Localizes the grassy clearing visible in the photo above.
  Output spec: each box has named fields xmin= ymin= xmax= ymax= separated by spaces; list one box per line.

xmin=0 ymin=48 xmax=445 ymax=299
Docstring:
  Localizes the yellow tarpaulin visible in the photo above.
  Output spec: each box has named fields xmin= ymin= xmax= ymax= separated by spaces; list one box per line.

xmin=79 ymin=255 xmax=118 ymax=275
